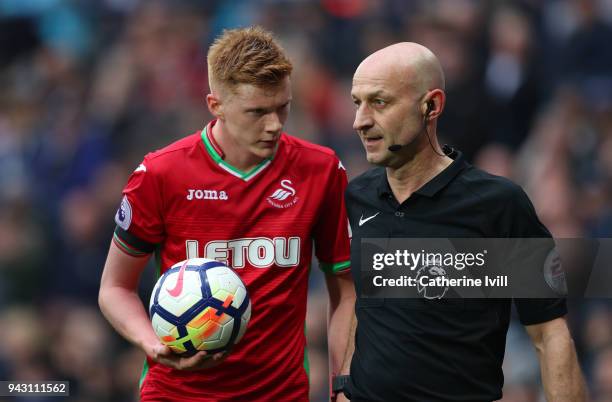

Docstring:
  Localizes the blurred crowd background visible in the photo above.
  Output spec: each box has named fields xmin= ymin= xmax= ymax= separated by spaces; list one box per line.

xmin=1 ymin=0 xmax=611 ymax=401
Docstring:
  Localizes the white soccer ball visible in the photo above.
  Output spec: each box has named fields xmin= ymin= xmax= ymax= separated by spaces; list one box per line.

xmin=149 ymin=258 xmax=251 ymax=355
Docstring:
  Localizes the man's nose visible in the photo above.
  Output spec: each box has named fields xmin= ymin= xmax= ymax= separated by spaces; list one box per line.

xmin=353 ymin=104 xmax=374 ymax=131
xmin=265 ymin=112 xmax=283 ymax=133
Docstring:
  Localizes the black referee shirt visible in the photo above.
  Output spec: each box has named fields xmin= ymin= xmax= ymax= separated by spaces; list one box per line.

xmin=344 ymin=149 xmax=566 ymax=402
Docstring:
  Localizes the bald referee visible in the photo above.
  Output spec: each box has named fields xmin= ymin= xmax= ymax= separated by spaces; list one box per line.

xmin=330 ymin=43 xmax=587 ymax=402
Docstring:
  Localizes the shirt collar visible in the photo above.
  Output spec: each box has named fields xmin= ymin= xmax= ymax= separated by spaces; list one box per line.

xmin=200 ymin=120 xmax=277 ymax=182
xmin=377 ymin=145 xmax=468 ymax=199
xmin=204 ymin=120 xmax=225 ymax=159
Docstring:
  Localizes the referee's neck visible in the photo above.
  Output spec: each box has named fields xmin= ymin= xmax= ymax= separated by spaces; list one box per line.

xmin=386 ymin=149 xmax=452 ymax=203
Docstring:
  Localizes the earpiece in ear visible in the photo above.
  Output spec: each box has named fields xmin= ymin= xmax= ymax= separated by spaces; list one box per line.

xmin=425 ymin=100 xmax=434 ymax=117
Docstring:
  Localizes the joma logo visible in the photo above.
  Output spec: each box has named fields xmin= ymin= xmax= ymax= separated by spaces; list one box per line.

xmin=186 ymin=189 xmax=229 ymax=201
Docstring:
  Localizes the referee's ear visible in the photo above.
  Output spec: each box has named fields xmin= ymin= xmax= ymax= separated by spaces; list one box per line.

xmin=422 ymin=89 xmax=446 ymax=121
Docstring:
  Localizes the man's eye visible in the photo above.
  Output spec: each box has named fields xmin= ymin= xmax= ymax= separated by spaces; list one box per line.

xmin=373 ymin=99 xmax=386 ymax=106
xmin=251 ymin=109 xmax=266 ymax=115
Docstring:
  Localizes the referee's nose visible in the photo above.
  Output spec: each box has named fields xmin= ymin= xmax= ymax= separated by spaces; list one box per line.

xmin=353 ymin=104 xmax=374 ymax=133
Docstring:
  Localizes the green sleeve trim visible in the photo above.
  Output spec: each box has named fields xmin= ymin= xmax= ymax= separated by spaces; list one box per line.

xmin=113 ymin=233 xmax=149 ymax=257
xmin=319 ymin=260 xmax=350 ymax=274
xmin=303 ymin=323 xmax=310 ymax=383
xmin=139 ymin=359 xmax=149 ymax=389
xmin=114 ymin=226 xmax=156 ymax=253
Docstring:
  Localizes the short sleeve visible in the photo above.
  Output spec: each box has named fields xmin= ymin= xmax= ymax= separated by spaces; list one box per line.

xmin=515 ymin=298 xmax=567 ymax=326
xmin=497 ymin=184 xmax=551 ymax=238
xmin=112 ymin=156 xmax=164 ymax=256
xmin=502 ymin=185 xmax=567 ymax=324
xmin=313 ymin=157 xmax=351 ymax=275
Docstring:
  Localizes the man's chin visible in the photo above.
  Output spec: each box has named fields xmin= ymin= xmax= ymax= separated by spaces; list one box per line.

xmin=254 ymin=147 xmax=275 ymax=159
xmin=366 ymin=152 xmax=387 ymax=166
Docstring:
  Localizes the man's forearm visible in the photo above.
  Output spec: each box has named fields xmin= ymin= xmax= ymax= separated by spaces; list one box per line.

xmin=532 ymin=322 xmax=587 ymax=402
xmin=325 ymin=271 xmax=356 ymax=402
xmin=99 ymin=286 xmax=159 ymax=352
xmin=339 ymin=313 xmax=356 ymax=375
xmin=325 ymin=271 xmax=356 ymax=375
xmin=330 ymin=310 xmax=355 ymax=402
xmin=328 ymin=296 xmax=355 ymax=374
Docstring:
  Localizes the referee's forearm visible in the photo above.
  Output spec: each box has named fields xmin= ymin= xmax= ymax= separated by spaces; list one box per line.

xmin=535 ymin=324 xmax=587 ymax=401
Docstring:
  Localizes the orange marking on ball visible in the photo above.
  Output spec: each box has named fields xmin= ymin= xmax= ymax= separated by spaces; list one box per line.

xmin=200 ymin=321 xmax=220 ymax=340
xmin=191 ymin=308 xmax=213 ymax=328
xmin=222 ymin=295 xmax=234 ymax=309
xmin=195 ymin=307 xmax=227 ymax=341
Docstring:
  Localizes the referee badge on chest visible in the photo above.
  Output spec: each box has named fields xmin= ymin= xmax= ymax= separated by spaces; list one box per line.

xmin=266 ymin=179 xmax=299 ymax=209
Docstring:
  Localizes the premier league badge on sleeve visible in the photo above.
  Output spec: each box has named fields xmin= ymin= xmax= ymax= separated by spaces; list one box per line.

xmin=115 ymin=195 xmax=132 ymax=230
xmin=543 ymin=246 xmax=567 ymax=296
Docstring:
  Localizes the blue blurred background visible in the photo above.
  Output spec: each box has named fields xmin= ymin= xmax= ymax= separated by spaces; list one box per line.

xmin=1 ymin=0 xmax=612 ymax=401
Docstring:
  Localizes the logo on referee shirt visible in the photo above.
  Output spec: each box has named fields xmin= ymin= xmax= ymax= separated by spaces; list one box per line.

xmin=266 ymin=179 xmax=299 ymax=209
xmin=359 ymin=212 xmax=380 ymax=226
xmin=115 ymin=195 xmax=132 ymax=230
xmin=416 ymin=265 xmax=449 ymax=299
xmin=543 ymin=247 xmax=567 ymax=296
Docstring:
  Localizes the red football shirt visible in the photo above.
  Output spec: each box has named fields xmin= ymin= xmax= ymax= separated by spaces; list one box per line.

xmin=113 ymin=120 xmax=351 ymax=401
